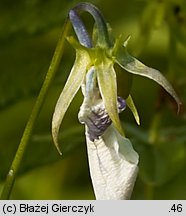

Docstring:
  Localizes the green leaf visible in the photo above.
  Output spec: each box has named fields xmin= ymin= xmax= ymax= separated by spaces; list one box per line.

xmin=115 ymin=43 xmax=182 ymax=112
xmin=52 ymin=49 xmax=90 ymax=154
xmin=126 ymin=95 xmax=140 ymax=125
xmin=96 ymin=55 xmax=124 ymax=135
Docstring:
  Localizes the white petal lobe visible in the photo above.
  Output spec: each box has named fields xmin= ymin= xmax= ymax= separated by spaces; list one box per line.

xmin=86 ymin=125 xmax=139 ymax=200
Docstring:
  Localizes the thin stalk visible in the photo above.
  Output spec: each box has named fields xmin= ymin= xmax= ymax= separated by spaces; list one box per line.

xmin=0 ymin=19 xmax=71 ymax=200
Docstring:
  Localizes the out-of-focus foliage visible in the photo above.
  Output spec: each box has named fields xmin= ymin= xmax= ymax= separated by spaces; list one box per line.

xmin=0 ymin=0 xmax=186 ymax=199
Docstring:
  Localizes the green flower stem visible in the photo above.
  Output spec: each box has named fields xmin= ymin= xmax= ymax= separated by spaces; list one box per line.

xmin=0 ymin=19 xmax=70 ymax=200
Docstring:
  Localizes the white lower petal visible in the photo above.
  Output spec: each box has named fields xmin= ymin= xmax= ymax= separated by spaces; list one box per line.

xmin=86 ymin=125 xmax=139 ymax=200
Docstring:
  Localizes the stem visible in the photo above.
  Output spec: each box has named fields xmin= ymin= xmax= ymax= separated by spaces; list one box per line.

xmin=72 ymin=2 xmax=111 ymax=48
xmin=0 ymin=19 xmax=71 ymax=200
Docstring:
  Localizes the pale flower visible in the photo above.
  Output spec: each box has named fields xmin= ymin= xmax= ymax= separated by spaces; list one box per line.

xmin=78 ymin=67 xmax=139 ymax=199
xmin=51 ymin=2 xmax=181 ymax=200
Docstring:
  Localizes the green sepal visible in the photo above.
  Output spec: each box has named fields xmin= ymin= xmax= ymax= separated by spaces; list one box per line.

xmin=96 ymin=54 xmax=124 ymax=136
xmin=126 ymin=95 xmax=140 ymax=125
xmin=52 ymin=48 xmax=91 ymax=154
xmin=114 ymin=37 xmax=181 ymax=112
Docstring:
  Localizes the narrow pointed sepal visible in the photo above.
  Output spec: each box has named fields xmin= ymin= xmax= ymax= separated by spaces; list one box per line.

xmin=96 ymin=57 xmax=124 ymax=135
xmin=114 ymin=40 xmax=181 ymax=112
xmin=126 ymin=95 xmax=140 ymax=125
xmin=52 ymin=49 xmax=90 ymax=154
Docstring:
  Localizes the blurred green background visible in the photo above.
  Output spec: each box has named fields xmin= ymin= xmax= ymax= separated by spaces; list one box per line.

xmin=0 ymin=0 xmax=186 ymax=199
